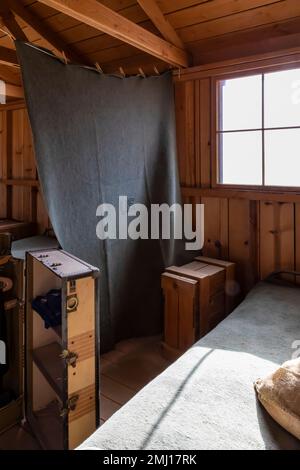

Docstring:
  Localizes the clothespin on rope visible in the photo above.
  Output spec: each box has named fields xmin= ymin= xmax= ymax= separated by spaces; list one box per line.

xmin=138 ymin=67 xmax=146 ymax=78
xmin=95 ymin=62 xmax=103 ymax=74
xmin=153 ymin=66 xmax=160 ymax=75
xmin=119 ymin=66 xmax=126 ymax=78
xmin=178 ymin=67 xmax=181 ymax=80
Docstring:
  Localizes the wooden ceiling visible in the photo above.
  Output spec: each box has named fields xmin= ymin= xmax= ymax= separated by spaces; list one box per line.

xmin=1 ymin=0 xmax=300 ymax=98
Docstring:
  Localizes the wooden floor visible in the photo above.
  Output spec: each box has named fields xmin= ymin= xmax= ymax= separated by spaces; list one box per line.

xmin=0 ymin=336 xmax=171 ymax=450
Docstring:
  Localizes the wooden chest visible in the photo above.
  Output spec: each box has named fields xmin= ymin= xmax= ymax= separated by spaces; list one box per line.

xmin=194 ymin=256 xmax=238 ymax=314
xmin=162 ymin=259 xmax=233 ymax=359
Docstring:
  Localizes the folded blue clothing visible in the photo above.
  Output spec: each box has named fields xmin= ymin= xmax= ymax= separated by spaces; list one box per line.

xmin=32 ymin=289 xmax=61 ymax=329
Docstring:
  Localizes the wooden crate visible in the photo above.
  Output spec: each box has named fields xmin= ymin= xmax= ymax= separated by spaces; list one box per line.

xmin=162 ymin=260 xmax=229 ymax=359
xmin=25 ymin=249 xmax=100 ymax=450
xmin=167 ymin=261 xmax=226 ymax=337
xmin=161 ymin=273 xmax=198 ymax=360
xmin=195 ymin=256 xmax=237 ymax=314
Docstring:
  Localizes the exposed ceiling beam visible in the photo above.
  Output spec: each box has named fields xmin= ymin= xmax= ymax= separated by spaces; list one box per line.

xmin=137 ymin=0 xmax=185 ymax=50
xmin=0 ymin=9 xmax=27 ymax=41
xmin=0 ymin=6 xmax=28 ymax=41
xmin=4 ymin=83 xmax=23 ymax=99
xmin=0 ymin=46 xmax=19 ymax=67
xmin=0 ymin=64 xmax=21 ymax=85
xmin=7 ymin=0 xmax=87 ymax=65
xmin=37 ymin=0 xmax=189 ymax=68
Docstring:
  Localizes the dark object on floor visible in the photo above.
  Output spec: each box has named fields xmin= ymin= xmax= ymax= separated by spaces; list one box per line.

xmin=0 ymin=289 xmax=9 ymax=377
xmin=32 ymin=289 xmax=62 ymax=329
xmin=0 ymin=390 xmax=14 ymax=409
xmin=0 ymin=233 xmax=12 ymax=258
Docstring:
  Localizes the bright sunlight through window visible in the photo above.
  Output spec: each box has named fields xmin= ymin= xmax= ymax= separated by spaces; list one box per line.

xmin=217 ymin=68 xmax=300 ymax=187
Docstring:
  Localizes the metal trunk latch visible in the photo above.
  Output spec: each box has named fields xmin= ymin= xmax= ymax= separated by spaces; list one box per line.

xmin=67 ymin=280 xmax=79 ymax=313
xmin=61 ymin=349 xmax=78 ymax=367
xmin=60 ymin=395 xmax=79 ymax=417
xmin=67 ymin=395 xmax=79 ymax=411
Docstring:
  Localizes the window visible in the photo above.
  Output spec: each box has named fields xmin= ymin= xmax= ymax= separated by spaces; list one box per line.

xmin=217 ymin=67 xmax=300 ymax=188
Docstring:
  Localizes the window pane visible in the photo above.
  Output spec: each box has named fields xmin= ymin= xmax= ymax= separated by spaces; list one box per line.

xmin=265 ymin=129 xmax=300 ymax=187
xmin=219 ymin=131 xmax=262 ymax=185
xmin=265 ymin=68 xmax=300 ymax=128
xmin=218 ymin=75 xmax=262 ymax=131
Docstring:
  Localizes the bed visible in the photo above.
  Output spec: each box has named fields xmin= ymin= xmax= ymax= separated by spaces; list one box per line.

xmin=79 ymin=282 xmax=300 ymax=450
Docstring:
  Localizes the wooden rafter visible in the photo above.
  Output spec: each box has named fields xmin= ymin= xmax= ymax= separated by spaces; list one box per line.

xmin=0 ymin=46 xmax=19 ymax=67
xmin=6 ymin=0 xmax=87 ymax=65
xmin=137 ymin=0 xmax=185 ymax=50
xmin=37 ymin=0 xmax=189 ymax=67
xmin=0 ymin=4 xmax=28 ymax=41
xmin=0 ymin=64 xmax=20 ymax=85
xmin=3 ymin=83 xmax=23 ymax=98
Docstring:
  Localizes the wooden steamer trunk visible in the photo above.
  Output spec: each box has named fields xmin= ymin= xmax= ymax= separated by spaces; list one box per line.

xmin=25 ymin=249 xmax=100 ymax=450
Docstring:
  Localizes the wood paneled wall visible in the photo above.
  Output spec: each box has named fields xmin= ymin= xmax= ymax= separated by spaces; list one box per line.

xmin=1 ymin=63 xmax=299 ymax=297
xmin=0 ymin=103 xmax=50 ymax=233
xmin=175 ymin=77 xmax=300 ymax=295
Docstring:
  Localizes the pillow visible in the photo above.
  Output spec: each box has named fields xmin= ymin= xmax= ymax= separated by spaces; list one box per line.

xmin=254 ymin=358 xmax=300 ymax=440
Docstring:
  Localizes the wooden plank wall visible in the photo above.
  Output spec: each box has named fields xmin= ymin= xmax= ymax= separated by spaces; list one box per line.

xmin=0 ymin=103 xmax=50 ymax=233
xmin=1 ymin=78 xmax=298 ymax=297
xmin=175 ymin=78 xmax=299 ymax=295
